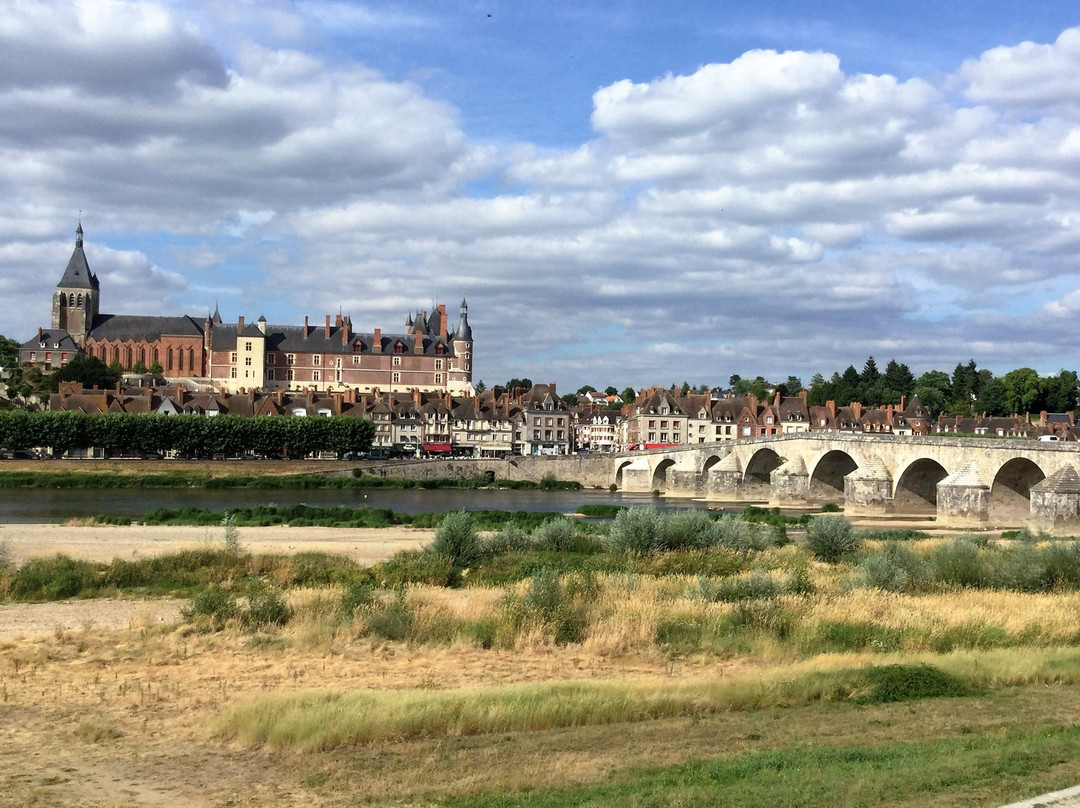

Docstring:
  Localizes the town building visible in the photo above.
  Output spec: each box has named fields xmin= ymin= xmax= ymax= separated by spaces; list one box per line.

xmin=21 ymin=226 xmax=475 ymax=396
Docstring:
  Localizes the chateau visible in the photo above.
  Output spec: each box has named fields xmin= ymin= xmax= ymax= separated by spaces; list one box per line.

xmin=20 ymin=226 xmax=475 ymax=396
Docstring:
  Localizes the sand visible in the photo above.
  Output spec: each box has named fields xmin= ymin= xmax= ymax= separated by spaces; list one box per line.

xmin=0 ymin=522 xmax=430 ymax=565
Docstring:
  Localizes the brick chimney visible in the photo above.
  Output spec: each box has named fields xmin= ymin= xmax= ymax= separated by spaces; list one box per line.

xmin=413 ymin=387 xmax=421 ymax=407
xmin=341 ymin=320 xmax=349 ymax=345
xmin=774 ymin=390 xmax=781 ymax=406
xmin=827 ymin=399 xmax=836 ymax=419
xmin=275 ymin=388 xmax=284 ymax=406
xmin=335 ymin=313 xmax=342 ymax=328
xmin=372 ymin=328 xmax=382 ymax=353
xmin=414 ymin=322 xmax=424 ymax=354
xmin=237 ymin=316 xmax=244 ymax=333
xmin=345 ymin=387 xmax=355 ymax=404
xmin=324 ymin=315 xmax=331 ymax=339
xmin=852 ymin=401 xmax=863 ymax=420
xmin=747 ymin=392 xmax=758 ymax=414
xmin=304 ymin=315 xmax=309 ymax=338
xmin=37 ymin=326 xmax=43 ymax=342
xmin=437 ymin=303 xmax=447 ymax=337
xmin=899 ymin=395 xmax=907 ymax=411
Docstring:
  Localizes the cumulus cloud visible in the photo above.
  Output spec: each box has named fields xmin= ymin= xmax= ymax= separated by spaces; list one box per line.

xmin=3 ymin=6 xmax=1080 ymax=389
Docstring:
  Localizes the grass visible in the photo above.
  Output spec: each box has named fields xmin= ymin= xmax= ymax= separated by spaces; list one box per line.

xmin=213 ymin=648 xmax=1080 ymax=751
xmin=438 ymin=724 xmax=1080 ymax=808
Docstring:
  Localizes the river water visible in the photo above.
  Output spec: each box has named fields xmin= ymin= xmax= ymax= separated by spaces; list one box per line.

xmin=0 ymin=487 xmax=722 ymax=524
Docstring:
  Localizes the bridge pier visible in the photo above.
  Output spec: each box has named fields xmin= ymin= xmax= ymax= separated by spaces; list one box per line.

xmin=1029 ymin=466 xmax=1080 ymax=526
xmin=843 ymin=457 xmax=893 ymax=515
xmin=936 ymin=461 xmax=990 ymax=525
xmin=770 ymin=458 xmax=810 ymax=505
xmin=705 ymin=454 xmax=748 ymax=500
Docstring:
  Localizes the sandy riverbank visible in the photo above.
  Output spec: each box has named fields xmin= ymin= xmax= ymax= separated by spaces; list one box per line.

xmin=0 ymin=522 xmax=431 ymax=565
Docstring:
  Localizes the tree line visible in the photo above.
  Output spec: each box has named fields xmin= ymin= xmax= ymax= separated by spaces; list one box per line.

xmin=801 ymin=358 xmax=1078 ymax=417
xmin=0 ymin=410 xmax=375 ymax=459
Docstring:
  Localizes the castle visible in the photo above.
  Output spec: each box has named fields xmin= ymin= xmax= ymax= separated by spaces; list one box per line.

xmin=20 ymin=225 xmax=475 ymax=396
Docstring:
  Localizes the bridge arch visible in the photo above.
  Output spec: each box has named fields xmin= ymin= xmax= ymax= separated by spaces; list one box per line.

xmin=652 ymin=458 xmax=676 ymax=492
xmin=810 ymin=450 xmax=857 ymax=500
xmin=989 ymin=457 xmax=1045 ymax=522
xmin=894 ymin=458 xmax=948 ymax=513
xmin=614 ymin=460 xmax=633 ymax=489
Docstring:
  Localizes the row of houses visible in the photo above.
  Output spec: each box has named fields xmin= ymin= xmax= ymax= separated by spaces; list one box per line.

xmin=50 ymin=381 xmax=571 ymax=457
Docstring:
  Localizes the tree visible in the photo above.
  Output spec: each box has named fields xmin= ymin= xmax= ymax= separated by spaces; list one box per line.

xmin=881 ymin=359 xmax=915 ymax=405
xmin=834 ymin=366 xmax=860 ymax=406
xmin=680 ymin=381 xmax=690 ymax=396
xmin=576 ymin=385 xmax=596 ymax=395
xmin=1043 ymin=370 xmax=1079 ymax=413
xmin=505 ymin=378 xmax=532 ymax=392
xmin=474 ymin=379 xmax=487 ymax=394
xmin=974 ymin=377 xmax=1008 ymax=416
xmin=950 ymin=360 xmax=981 ymax=414
xmin=859 ymin=356 xmax=883 ymax=405
xmin=913 ymin=370 xmax=951 ymax=415
xmin=728 ymin=374 xmax=741 ymax=389
xmin=53 ymin=356 xmax=121 ymax=391
xmin=604 ymin=386 xmax=618 ymax=397
xmin=781 ymin=376 xmax=803 ymax=397
xmin=561 ymin=393 xmax=579 ymax=406
xmin=1000 ymin=367 xmax=1043 ymax=415
xmin=620 ymin=387 xmax=636 ymax=403
xmin=0 ymin=335 xmax=19 ymax=370
xmin=132 ymin=360 xmax=147 ymax=374
xmin=148 ymin=361 xmax=164 ymax=375
xmin=806 ymin=373 xmax=832 ymax=407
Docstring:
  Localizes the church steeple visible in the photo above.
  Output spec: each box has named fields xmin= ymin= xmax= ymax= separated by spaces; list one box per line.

xmin=51 ymin=221 xmax=99 ymax=343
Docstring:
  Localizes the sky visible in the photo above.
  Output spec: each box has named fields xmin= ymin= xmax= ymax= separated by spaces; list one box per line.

xmin=1 ymin=0 xmax=1079 ymax=393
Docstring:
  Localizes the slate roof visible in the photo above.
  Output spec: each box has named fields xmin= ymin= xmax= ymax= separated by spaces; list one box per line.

xmin=210 ymin=323 xmax=453 ymax=356
xmin=57 ymin=226 xmax=99 ymax=291
xmin=88 ymin=314 xmax=205 ymax=342
xmin=21 ymin=329 xmax=80 ymax=351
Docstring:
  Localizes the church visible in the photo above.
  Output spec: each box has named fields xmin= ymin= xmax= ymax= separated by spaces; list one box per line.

xmin=20 ymin=225 xmax=475 ymax=396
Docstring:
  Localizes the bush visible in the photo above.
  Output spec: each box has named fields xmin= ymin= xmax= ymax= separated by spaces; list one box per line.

xmin=338 ymin=576 xmax=376 ymax=619
xmin=857 ymin=543 xmax=927 ymax=593
xmin=427 ymin=510 xmax=480 ymax=567
xmin=930 ymin=538 xmax=987 ymax=588
xmin=500 ymin=568 xmax=598 ymax=645
xmin=0 ymin=538 xmax=13 ymax=571
xmin=183 ymin=585 xmax=239 ymax=629
xmin=11 ymin=555 xmax=99 ymax=600
xmin=686 ymin=571 xmax=783 ymax=603
xmin=246 ymin=580 xmax=291 ymax=628
xmin=804 ymin=516 xmax=859 ymax=563
xmin=660 ymin=509 xmax=717 ymax=551
xmin=714 ymin=514 xmax=772 ymax=552
xmin=605 ymin=507 xmax=665 ymax=554
xmin=855 ymin=664 xmax=975 ymax=704
xmin=482 ymin=524 xmax=535 ymax=556
xmin=1044 ymin=541 xmax=1080 ymax=589
xmin=531 ymin=517 xmax=583 ymax=552
xmin=378 ymin=550 xmax=458 ymax=588
xmin=362 ymin=593 xmax=414 ymax=641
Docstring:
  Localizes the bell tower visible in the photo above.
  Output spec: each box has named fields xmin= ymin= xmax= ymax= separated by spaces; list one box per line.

xmin=51 ymin=223 xmax=99 ymax=343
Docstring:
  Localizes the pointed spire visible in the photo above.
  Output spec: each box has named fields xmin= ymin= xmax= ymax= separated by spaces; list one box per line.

xmin=75 ymin=221 xmax=83 ymax=248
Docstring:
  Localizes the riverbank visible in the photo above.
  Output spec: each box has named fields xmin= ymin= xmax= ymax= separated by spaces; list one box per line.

xmin=0 ymin=523 xmax=431 ymax=564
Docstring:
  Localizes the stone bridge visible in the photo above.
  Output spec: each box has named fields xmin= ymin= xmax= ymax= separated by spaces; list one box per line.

xmin=611 ymin=433 xmax=1080 ymax=526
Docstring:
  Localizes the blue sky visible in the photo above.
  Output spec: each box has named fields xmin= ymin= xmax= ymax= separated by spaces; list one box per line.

xmin=2 ymin=0 xmax=1079 ymax=392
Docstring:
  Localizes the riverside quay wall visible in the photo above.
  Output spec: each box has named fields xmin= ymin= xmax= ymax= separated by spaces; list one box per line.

xmin=353 ymin=454 xmax=613 ymax=489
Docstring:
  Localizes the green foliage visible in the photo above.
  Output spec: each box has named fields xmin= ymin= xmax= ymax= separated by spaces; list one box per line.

xmin=857 ymin=542 xmax=927 ymax=593
xmin=245 ymin=579 xmax=291 ymax=628
xmin=500 ymin=569 xmax=599 ymax=645
xmin=804 ymin=516 xmax=859 ymax=563
xmin=605 ymin=507 xmax=666 ymax=554
xmin=855 ymin=664 xmax=975 ymax=704
xmin=377 ymin=550 xmax=458 ymax=588
xmin=11 ymin=555 xmax=98 ymax=600
xmin=575 ymin=504 xmax=624 ymax=518
xmin=221 ymin=512 xmax=241 ymax=553
xmin=428 ymin=510 xmax=481 ymax=568
xmin=183 ymin=585 xmax=239 ymax=629
xmin=930 ymin=537 xmax=986 ymax=588
xmin=531 ymin=517 xmax=594 ymax=553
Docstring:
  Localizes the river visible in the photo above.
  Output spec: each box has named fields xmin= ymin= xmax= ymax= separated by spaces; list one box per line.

xmin=0 ymin=487 xmax=726 ymax=524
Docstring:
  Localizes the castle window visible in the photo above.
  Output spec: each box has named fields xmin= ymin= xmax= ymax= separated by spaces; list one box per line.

xmin=434 ymin=373 xmax=443 ymax=384
xmin=267 ymin=369 xmax=275 ymax=380
xmin=287 ymin=369 xmax=295 ymax=381
xmin=230 ymin=352 xmax=237 ymax=363
xmin=168 ymin=348 xmax=174 ymax=370
xmin=393 ymin=342 xmax=405 ymax=354
xmin=312 ymin=355 xmax=321 ymax=366
xmin=392 ymin=371 xmax=401 ymax=383
xmin=245 ymin=357 xmax=252 ymax=367
xmin=126 ymin=348 xmax=133 ymax=368
xmin=435 ymin=359 xmax=443 ymax=370
xmin=287 ymin=354 xmax=295 ymax=365
xmin=353 ymin=340 xmax=363 ymax=353
xmin=392 ymin=356 xmax=401 ymax=367
xmin=313 ymin=370 xmax=321 ymax=382
xmin=77 ymin=294 xmax=83 ymax=307
xmin=153 ymin=348 xmax=159 ymax=364
xmin=230 ymin=368 xmax=237 ymax=378
xmin=266 ymin=354 xmax=275 ymax=364
xmin=188 ymin=348 xmax=194 ymax=370
xmin=435 ymin=343 xmax=445 ymax=356
xmin=244 ymin=341 xmax=252 ymax=351
xmin=352 ymin=356 xmax=361 ymax=365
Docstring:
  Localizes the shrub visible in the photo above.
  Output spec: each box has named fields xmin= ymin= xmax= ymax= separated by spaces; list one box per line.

xmin=855 ymin=664 xmax=975 ymax=704
xmin=378 ymin=550 xmax=458 ymax=588
xmin=804 ymin=516 xmax=859 ymax=563
xmin=659 ymin=509 xmax=716 ymax=551
xmin=686 ymin=571 xmax=782 ymax=603
xmin=930 ymin=538 xmax=987 ymax=588
xmin=338 ymin=576 xmax=376 ymax=619
xmin=500 ymin=568 xmax=598 ymax=645
xmin=722 ymin=599 xmax=796 ymax=640
xmin=1044 ymin=541 xmax=1080 ymax=589
xmin=482 ymin=524 xmax=535 ymax=556
xmin=183 ymin=585 xmax=239 ymax=629
xmin=220 ymin=512 xmax=242 ymax=553
xmin=362 ymin=593 xmax=414 ymax=641
xmin=857 ymin=543 xmax=927 ymax=593
xmin=531 ymin=517 xmax=583 ymax=552
xmin=427 ymin=510 xmax=480 ymax=567
xmin=246 ymin=580 xmax=291 ymax=628
xmin=11 ymin=555 xmax=99 ymax=600
xmin=0 ymin=538 xmax=13 ymax=571
xmin=605 ymin=507 xmax=665 ymax=554
xmin=714 ymin=514 xmax=771 ymax=552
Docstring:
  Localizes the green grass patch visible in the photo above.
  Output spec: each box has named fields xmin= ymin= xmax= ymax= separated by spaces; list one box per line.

xmin=439 ymin=724 xmax=1080 ymax=808
xmin=213 ymin=661 xmax=987 ymax=751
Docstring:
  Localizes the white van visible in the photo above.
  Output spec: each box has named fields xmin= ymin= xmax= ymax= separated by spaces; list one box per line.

xmin=1039 ymin=435 xmax=1060 ymax=442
